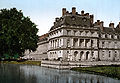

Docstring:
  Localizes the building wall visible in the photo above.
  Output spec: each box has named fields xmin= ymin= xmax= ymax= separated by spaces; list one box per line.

xmin=47 ymin=24 xmax=120 ymax=62
xmin=24 ymin=8 xmax=120 ymax=62
xmin=24 ymin=42 xmax=48 ymax=60
xmin=48 ymin=25 xmax=100 ymax=61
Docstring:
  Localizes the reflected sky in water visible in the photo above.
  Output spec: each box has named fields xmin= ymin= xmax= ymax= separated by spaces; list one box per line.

xmin=0 ymin=64 xmax=120 ymax=83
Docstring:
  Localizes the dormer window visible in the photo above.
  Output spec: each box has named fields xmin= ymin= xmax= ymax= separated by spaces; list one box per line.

xmin=71 ymin=16 xmax=75 ymax=20
xmin=83 ymin=17 xmax=87 ymax=22
xmin=67 ymin=30 xmax=71 ymax=35
xmin=60 ymin=18 xmax=63 ymax=22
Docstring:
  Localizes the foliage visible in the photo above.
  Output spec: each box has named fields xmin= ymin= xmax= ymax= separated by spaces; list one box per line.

xmin=1 ymin=61 xmax=41 ymax=66
xmin=71 ymin=66 xmax=120 ymax=79
xmin=0 ymin=8 xmax=38 ymax=58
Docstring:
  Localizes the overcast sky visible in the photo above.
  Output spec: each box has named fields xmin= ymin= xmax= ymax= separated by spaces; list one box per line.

xmin=0 ymin=0 xmax=120 ymax=35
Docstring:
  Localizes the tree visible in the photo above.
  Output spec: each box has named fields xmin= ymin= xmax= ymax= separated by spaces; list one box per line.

xmin=0 ymin=8 xmax=38 ymax=59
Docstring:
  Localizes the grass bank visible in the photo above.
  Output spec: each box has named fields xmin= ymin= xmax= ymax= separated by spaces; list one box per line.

xmin=0 ymin=60 xmax=41 ymax=66
xmin=71 ymin=66 xmax=120 ymax=79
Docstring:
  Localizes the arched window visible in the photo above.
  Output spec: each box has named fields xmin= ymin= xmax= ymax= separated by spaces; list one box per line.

xmin=73 ymin=38 xmax=78 ymax=46
xmin=115 ymin=51 xmax=117 ymax=57
xmin=71 ymin=16 xmax=76 ymax=21
xmin=74 ymin=51 xmax=78 ymax=61
xmin=67 ymin=30 xmax=71 ymax=35
xmin=109 ymin=51 xmax=111 ymax=57
xmin=86 ymin=51 xmax=89 ymax=60
xmin=105 ymin=34 xmax=107 ymax=38
xmin=111 ymin=35 xmax=114 ymax=39
xmin=67 ymin=38 xmax=70 ymax=47
xmin=102 ymin=51 xmax=105 ymax=58
xmin=102 ymin=41 xmax=105 ymax=47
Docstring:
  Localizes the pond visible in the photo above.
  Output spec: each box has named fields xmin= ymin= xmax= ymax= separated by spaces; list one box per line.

xmin=0 ymin=64 xmax=120 ymax=83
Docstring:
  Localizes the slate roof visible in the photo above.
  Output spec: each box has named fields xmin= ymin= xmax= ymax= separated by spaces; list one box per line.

xmin=50 ymin=14 xmax=91 ymax=31
xmin=39 ymin=33 xmax=48 ymax=42
xmin=50 ymin=8 xmax=120 ymax=35
xmin=98 ymin=27 xmax=120 ymax=34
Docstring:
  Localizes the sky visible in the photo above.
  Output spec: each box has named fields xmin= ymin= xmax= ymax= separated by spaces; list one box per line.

xmin=0 ymin=0 xmax=120 ymax=36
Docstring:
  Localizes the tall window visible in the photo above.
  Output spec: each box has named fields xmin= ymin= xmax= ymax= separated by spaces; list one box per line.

xmin=114 ymin=42 xmax=117 ymax=48
xmin=117 ymin=35 xmax=119 ymax=39
xmin=115 ymin=51 xmax=117 ymax=57
xmin=109 ymin=51 xmax=111 ymax=57
xmin=102 ymin=41 xmax=105 ymax=48
xmin=105 ymin=34 xmax=107 ymax=38
xmin=111 ymin=35 xmax=114 ymax=39
xmin=102 ymin=51 xmax=104 ymax=58
xmin=74 ymin=30 xmax=77 ymax=36
xmin=67 ymin=30 xmax=71 ymax=35
xmin=67 ymin=38 xmax=70 ymax=47
xmin=73 ymin=38 xmax=78 ymax=47
xmin=85 ymin=31 xmax=89 ymax=36
xmin=91 ymin=31 xmax=94 ymax=36
xmin=79 ymin=31 xmax=83 ymax=35
xmin=91 ymin=40 xmax=94 ymax=47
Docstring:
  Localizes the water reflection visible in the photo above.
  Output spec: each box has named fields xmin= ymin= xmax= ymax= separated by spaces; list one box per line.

xmin=0 ymin=64 xmax=120 ymax=83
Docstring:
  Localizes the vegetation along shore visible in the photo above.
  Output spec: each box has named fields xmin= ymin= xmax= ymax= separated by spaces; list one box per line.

xmin=0 ymin=60 xmax=41 ymax=66
xmin=71 ymin=66 xmax=120 ymax=80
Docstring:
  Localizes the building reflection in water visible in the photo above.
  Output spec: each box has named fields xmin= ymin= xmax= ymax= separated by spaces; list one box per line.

xmin=0 ymin=64 xmax=120 ymax=83
xmin=19 ymin=65 xmax=120 ymax=83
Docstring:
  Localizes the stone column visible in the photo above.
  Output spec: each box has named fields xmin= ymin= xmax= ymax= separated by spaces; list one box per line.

xmin=71 ymin=38 xmax=74 ymax=47
xmin=54 ymin=40 xmax=56 ymax=49
xmin=57 ymin=39 xmax=59 ymax=48
xmin=89 ymin=39 xmax=91 ymax=48
xmin=49 ymin=41 xmax=51 ymax=50
xmin=59 ymin=39 xmax=61 ymax=47
xmin=84 ymin=39 xmax=86 ymax=47
xmin=78 ymin=39 xmax=80 ymax=47
xmin=60 ymin=39 xmax=61 ymax=47
xmin=55 ymin=40 xmax=57 ymax=48
xmin=53 ymin=40 xmax=55 ymax=49
xmin=52 ymin=40 xmax=54 ymax=49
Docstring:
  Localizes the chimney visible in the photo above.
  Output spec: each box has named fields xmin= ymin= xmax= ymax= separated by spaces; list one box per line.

xmin=97 ymin=20 xmax=100 ymax=25
xmin=86 ymin=13 xmax=89 ymax=17
xmin=62 ymin=8 xmax=66 ymax=16
xmin=90 ymin=15 xmax=94 ymax=25
xmin=100 ymin=21 xmax=104 ymax=31
xmin=100 ymin=21 xmax=104 ymax=27
xmin=72 ymin=7 xmax=76 ymax=15
xmin=119 ymin=22 xmax=120 ymax=28
xmin=55 ymin=18 xmax=59 ymax=22
xmin=81 ymin=10 xmax=84 ymax=16
xmin=109 ymin=23 xmax=114 ymax=28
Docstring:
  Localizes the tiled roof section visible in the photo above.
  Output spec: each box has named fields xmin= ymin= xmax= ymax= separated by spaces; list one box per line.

xmin=103 ymin=27 xmax=115 ymax=34
xmin=99 ymin=27 xmax=120 ymax=34
xmin=114 ymin=28 xmax=120 ymax=34
xmin=39 ymin=33 xmax=48 ymax=42
xmin=64 ymin=16 xmax=91 ymax=27
xmin=50 ymin=15 xmax=91 ymax=31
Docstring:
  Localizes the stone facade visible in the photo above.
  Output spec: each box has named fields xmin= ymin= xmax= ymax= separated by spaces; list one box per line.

xmin=26 ymin=7 xmax=120 ymax=62
xmin=24 ymin=33 xmax=48 ymax=60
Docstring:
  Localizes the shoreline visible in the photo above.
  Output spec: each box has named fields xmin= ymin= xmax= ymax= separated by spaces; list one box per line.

xmin=0 ymin=60 xmax=41 ymax=66
xmin=71 ymin=66 xmax=120 ymax=80
xmin=1 ymin=60 xmax=120 ymax=80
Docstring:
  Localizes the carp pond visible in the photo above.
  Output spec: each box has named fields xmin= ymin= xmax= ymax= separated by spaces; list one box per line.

xmin=0 ymin=64 xmax=120 ymax=83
